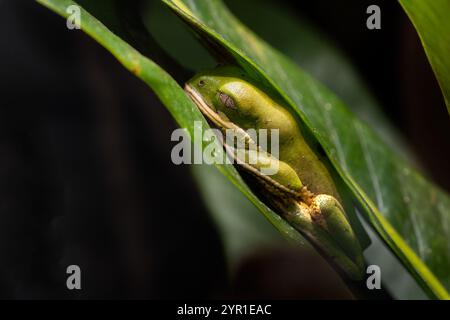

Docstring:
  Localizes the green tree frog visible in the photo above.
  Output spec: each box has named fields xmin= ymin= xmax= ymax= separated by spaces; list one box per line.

xmin=185 ymin=66 xmax=365 ymax=279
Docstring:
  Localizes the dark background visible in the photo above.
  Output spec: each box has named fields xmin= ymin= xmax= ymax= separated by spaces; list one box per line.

xmin=0 ymin=0 xmax=448 ymax=299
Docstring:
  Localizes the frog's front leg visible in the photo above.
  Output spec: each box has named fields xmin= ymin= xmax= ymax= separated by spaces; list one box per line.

xmin=231 ymin=147 xmax=304 ymax=198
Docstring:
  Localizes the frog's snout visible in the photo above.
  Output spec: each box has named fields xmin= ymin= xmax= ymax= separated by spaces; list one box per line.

xmin=185 ymin=83 xmax=217 ymax=114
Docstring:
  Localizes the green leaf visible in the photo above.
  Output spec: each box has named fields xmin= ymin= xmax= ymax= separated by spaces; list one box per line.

xmin=399 ymin=0 xmax=450 ymax=113
xmin=160 ymin=0 xmax=450 ymax=299
xmin=36 ymin=0 xmax=307 ymax=253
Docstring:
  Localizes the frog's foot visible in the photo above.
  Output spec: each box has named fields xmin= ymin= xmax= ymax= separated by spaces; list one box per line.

xmin=280 ymin=198 xmax=364 ymax=280
xmin=310 ymin=194 xmax=364 ymax=268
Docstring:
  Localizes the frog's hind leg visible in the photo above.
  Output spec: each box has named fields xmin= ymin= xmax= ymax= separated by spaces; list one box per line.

xmin=311 ymin=195 xmax=364 ymax=271
xmin=280 ymin=198 xmax=365 ymax=280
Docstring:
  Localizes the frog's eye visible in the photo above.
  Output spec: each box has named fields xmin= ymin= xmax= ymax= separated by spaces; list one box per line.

xmin=219 ymin=92 xmax=236 ymax=110
xmin=198 ymin=80 xmax=205 ymax=87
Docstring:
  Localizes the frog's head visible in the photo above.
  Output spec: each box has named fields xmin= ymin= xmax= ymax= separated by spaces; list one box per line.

xmin=185 ymin=66 xmax=267 ymax=131
xmin=185 ymin=65 xmax=301 ymax=148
